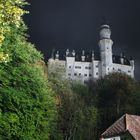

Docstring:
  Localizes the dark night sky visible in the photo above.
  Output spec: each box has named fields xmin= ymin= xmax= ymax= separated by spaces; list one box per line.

xmin=24 ymin=0 xmax=140 ymax=80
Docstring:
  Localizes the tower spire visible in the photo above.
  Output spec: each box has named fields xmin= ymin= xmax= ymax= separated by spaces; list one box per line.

xmin=101 ymin=16 xmax=109 ymax=25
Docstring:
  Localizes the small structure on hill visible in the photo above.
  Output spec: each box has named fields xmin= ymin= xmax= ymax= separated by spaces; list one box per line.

xmin=100 ymin=114 xmax=140 ymax=140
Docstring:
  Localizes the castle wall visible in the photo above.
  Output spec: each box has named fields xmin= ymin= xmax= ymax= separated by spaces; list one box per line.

xmin=112 ymin=63 xmax=134 ymax=78
xmin=66 ymin=60 xmax=101 ymax=83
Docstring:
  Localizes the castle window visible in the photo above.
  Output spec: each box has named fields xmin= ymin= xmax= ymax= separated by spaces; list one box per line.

xmin=118 ymin=69 xmax=121 ymax=72
xmin=96 ymin=72 xmax=98 ymax=75
xmin=75 ymin=66 xmax=81 ymax=69
xmin=113 ymin=67 xmax=115 ymax=70
xmin=84 ymin=74 xmax=87 ymax=77
xmin=89 ymin=74 xmax=92 ymax=77
xmin=85 ymin=66 xmax=91 ymax=69
xmin=96 ymin=65 xmax=98 ymax=68
xmin=74 ymin=73 xmax=77 ymax=76
xmin=79 ymin=73 xmax=81 ymax=76
xmin=128 ymin=70 xmax=131 ymax=73
xmin=108 ymin=68 xmax=109 ymax=70
xmin=68 ymin=73 xmax=71 ymax=76
xmin=69 ymin=66 xmax=71 ymax=68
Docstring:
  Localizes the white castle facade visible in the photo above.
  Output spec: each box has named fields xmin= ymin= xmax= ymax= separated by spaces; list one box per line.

xmin=48 ymin=24 xmax=134 ymax=83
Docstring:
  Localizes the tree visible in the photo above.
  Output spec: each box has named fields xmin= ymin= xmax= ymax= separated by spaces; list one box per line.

xmin=0 ymin=0 xmax=27 ymax=62
xmin=71 ymin=83 xmax=98 ymax=140
xmin=49 ymin=74 xmax=83 ymax=140
xmin=49 ymin=73 xmax=98 ymax=140
xmin=0 ymin=0 xmax=57 ymax=139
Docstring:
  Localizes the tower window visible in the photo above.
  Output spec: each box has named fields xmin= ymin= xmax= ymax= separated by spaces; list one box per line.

xmin=89 ymin=74 xmax=92 ymax=77
xmin=79 ymin=73 xmax=81 ymax=76
xmin=96 ymin=72 xmax=98 ymax=75
xmin=113 ymin=67 xmax=115 ymax=70
xmin=68 ymin=73 xmax=71 ymax=76
xmin=96 ymin=65 xmax=98 ymax=68
xmin=69 ymin=66 xmax=71 ymax=68
xmin=128 ymin=70 xmax=131 ymax=73
xmin=108 ymin=68 xmax=109 ymax=70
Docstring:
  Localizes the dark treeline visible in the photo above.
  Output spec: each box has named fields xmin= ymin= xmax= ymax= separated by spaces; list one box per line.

xmin=49 ymin=72 xmax=140 ymax=140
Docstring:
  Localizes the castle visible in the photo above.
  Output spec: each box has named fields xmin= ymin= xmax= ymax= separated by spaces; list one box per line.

xmin=48 ymin=24 xmax=134 ymax=83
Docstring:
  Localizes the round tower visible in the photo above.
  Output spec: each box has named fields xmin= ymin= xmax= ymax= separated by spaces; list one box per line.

xmin=98 ymin=24 xmax=113 ymax=77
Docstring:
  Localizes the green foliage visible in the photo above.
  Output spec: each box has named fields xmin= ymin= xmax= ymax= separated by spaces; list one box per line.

xmin=49 ymin=75 xmax=81 ymax=140
xmin=72 ymin=83 xmax=98 ymax=140
xmin=0 ymin=0 xmax=28 ymax=62
xmin=0 ymin=0 xmax=57 ymax=139
xmin=0 ymin=62 xmax=57 ymax=140
xmin=49 ymin=71 xmax=140 ymax=140
xmin=49 ymin=74 xmax=98 ymax=140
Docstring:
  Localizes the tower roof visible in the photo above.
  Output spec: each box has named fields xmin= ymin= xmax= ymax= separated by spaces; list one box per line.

xmin=99 ymin=22 xmax=111 ymax=39
xmin=100 ymin=24 xmax=110 ymax=29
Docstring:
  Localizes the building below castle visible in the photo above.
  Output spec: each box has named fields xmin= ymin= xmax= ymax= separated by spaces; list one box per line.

xmin=48 ymin=24 xmax=134 ymax=83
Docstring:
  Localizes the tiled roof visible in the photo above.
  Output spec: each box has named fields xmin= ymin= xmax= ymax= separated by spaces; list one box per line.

xmin=126 ymin=114 xmax=140 ymax=140
xmin=101 ymin=114 xmax=140 ymax=140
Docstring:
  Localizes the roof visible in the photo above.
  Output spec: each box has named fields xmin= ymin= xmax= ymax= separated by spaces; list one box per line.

xmin=51 ymin=50 xmax=131 ymax=65
xmin=113 ymin=55 xmax=130 ymax=65
xmin=101 ymin=114 xmax=140 ymax=140
xmin=75 ymin=52 xmax=100 ymax=62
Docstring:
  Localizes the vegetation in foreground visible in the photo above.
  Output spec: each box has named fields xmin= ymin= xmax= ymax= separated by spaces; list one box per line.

xmin=0 ymin=0 xmax=57 ymax=139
